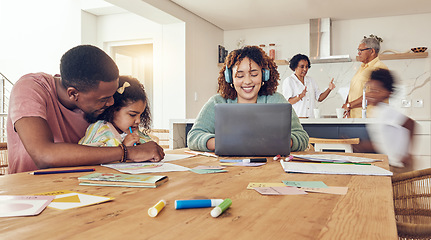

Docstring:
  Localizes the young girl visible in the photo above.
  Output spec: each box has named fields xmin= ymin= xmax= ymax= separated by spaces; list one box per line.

xmin=79 ymin=75 xmax=153 ymax=147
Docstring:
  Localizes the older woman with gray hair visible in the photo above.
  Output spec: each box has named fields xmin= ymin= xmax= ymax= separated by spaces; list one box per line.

xmin=342 ymin=35 xmax=388 ymax=118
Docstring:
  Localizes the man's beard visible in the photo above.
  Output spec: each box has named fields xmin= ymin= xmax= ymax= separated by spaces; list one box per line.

xmin=84 ymin=112 xmax=100 ymax=123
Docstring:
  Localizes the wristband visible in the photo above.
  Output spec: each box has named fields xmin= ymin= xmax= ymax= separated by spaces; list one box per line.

xmin=119 ymin=143 xmax=128 ymax=162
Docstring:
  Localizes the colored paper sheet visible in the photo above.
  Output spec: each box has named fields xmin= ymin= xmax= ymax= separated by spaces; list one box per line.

xmin=282 ymin=181 xmax=328 ymax=188
xmin=254 ymin=186 xmax=308 ymax=195
xmin=189 ymin=169 xmax=228 ymax=174
xmin=35 ymin=190 xmax=114 ymax=210
xmin=0 ymin=195 xmax=55 ymax=217
xmin=300 ymin=186 xmax=348 ymax=195
xmin=192 ymin=165 xmax=225 ymax=170
xmin=247 ymin=183 xmax=287 ymax=190
xmin=52 ymin=195 xmax=81 ymax=203
xmin=219 ymin=162 xmax=236 ymax=166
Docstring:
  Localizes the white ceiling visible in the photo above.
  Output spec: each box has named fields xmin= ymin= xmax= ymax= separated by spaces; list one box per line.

xmin=170 ymin=0 xmax=431 ymax=30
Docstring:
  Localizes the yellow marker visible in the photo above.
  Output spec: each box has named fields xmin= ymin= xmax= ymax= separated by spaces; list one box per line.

xmin=148 ymin=200 xmax=166 ymax=217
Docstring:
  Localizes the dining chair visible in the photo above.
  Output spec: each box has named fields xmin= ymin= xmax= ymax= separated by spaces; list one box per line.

xmin=308 ymin=137 xmax=360 ymax=153
xmin=0 ymin=142 xmax=8 ymax=175
xmin=392 ymin=168 xmax=431 ymax=239
xmin=149 ymin=129 xmax=170 ymax=149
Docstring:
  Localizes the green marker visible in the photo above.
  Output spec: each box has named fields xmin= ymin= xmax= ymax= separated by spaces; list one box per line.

xmin=210 ymin=198 xmax=232 ymax=218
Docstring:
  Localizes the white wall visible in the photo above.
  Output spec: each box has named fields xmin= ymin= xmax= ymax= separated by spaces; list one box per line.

xmin=81 ymin=11 xmax=98 ymax=45
xmin=160 ymin=23 xmax=186 ymax=126
xmin=0 ymin=0 xmax=82 ymax=82
xmin=224 ymin=23 xmax=309 ymax=66
xmin=183 ymin=19 xmax=224 ymax=118
xmin=129 ymin=0 xmax=224 ymax=119
xmin=332 ymin=14 xmax=431 ymax=58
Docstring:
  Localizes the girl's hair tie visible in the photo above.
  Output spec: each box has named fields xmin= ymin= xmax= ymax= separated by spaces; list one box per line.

xmin=117 ymin=81 xmax=130 ymax=94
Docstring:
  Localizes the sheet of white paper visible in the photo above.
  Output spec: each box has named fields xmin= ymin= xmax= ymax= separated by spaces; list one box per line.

xmin=102 ymin=162 xmax=190 ymax=174
xmin=162 ymin=154 xmax=193 ymax=162
xmin=48 ymin=193 xmax=113 ymax=210
xmin=281 ymin=161 xmax=393 ymax=176
xmin=293 ymin=154 xmax=382 ymax=163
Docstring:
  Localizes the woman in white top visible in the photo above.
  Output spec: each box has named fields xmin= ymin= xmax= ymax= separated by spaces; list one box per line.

xmin=282 ymin=54 xmax=335 ymax=118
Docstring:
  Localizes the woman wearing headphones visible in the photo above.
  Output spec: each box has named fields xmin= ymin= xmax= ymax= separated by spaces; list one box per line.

xmin=187 ymin=46 xmax=308 ymax=152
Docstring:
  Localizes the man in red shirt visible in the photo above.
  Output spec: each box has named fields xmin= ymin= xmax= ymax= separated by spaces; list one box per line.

xmin=7 ymin=45 xmax=164 ymax=173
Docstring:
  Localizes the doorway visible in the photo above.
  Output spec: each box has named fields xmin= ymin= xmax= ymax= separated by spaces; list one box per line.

xmin=110 ymin=44 xmax=154 ymax=117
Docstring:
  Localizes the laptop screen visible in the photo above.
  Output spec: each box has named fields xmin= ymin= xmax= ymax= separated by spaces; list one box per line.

xmin=215 ymin=103 xmax=292 ymax=156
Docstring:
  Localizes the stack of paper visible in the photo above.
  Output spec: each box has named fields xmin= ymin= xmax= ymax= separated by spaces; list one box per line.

xmin=281 ymin=161 xmax=393 ymax=176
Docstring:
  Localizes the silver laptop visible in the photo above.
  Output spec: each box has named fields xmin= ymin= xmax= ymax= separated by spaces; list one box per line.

xmin=215 ymin=103 xmax=292 ymax=156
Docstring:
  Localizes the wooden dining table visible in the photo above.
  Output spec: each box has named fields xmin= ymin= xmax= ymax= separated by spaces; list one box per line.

xmin=0 ymin=149 xmax=397 ymax=239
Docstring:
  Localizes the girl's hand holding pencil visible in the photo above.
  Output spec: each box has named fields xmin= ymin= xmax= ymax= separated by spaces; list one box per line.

xmin=123 ymin=128 xmax=140 ymax=146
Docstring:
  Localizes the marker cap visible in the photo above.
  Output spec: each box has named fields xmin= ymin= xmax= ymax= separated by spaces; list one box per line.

xmin=210 ymin=198 xmax=232 ymax=218
xmin=210 ymin=207 xmax=222 ymax=218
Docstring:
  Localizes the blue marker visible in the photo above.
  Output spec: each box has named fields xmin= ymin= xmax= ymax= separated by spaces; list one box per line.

xmin=175 ymin=199 xmax=224 ymax=209
xmin=129 ymin=127 xmax=136 ymax=146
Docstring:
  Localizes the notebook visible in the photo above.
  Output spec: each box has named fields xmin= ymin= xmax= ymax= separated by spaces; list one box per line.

xmin=78 ymin=173 xmax=169 ymax=188
xmin=215 ymin=103 xmax=292 ymax=156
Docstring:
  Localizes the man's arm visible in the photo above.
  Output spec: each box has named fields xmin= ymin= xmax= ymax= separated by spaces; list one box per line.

xmin=15 ymin=117 xmax=164 ymax=169
xmin=342 ymin=96 xmax=363 ymax=110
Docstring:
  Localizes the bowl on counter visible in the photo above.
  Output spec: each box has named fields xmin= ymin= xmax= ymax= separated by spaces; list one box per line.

xmin=411 ymin=47 xmax=427 ymax=53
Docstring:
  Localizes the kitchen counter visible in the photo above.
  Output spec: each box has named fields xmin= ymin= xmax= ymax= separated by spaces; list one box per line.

xmin=169 ymin=118 xmax=374 ymax=149
xmin=299 ymin=117 xmax=371 ymax=124
xmin=169 ymin=118 xmax=430 ymax=169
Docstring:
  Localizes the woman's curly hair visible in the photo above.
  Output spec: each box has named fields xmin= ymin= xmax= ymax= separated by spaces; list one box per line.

xmin=217 ymin=45 xmax=280 ymax=99
xmin=98 ymin=75 xmax=151 ymax=134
